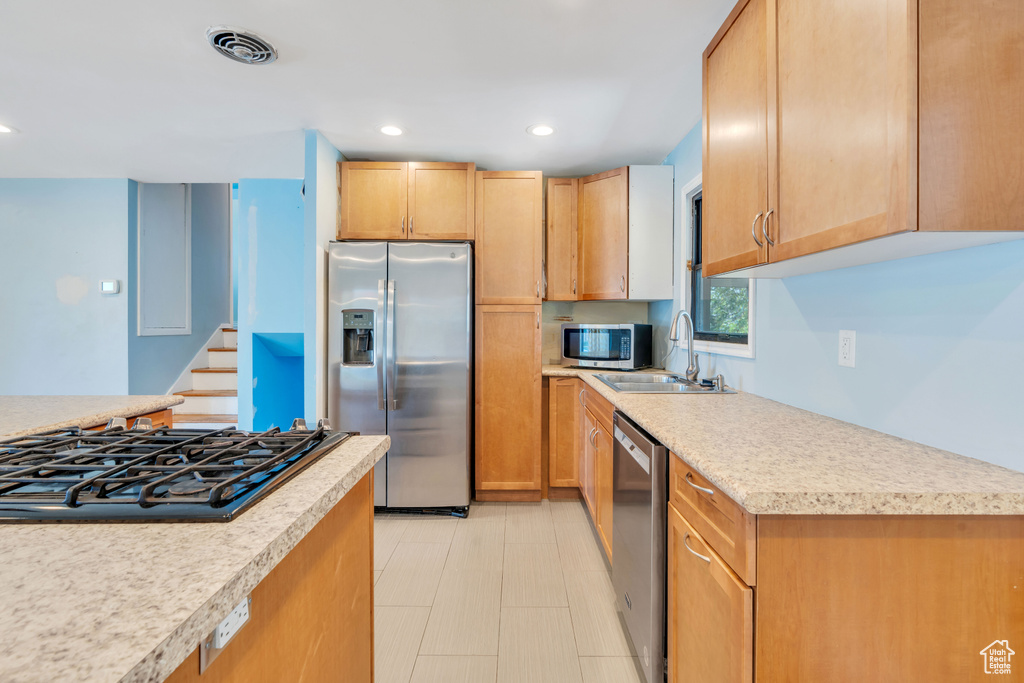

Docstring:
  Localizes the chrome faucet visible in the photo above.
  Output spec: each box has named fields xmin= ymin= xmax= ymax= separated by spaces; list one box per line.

xmin=668 ymin=309 xmax=700 ymax=382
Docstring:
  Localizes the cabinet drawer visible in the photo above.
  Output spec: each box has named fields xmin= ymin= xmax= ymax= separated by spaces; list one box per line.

xmin=670 ymin=452 xmax=756 ymax=585
xmin=582 ymin=383 xmax=614 ymax=431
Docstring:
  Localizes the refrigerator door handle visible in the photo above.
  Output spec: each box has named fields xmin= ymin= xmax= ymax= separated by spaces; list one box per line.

xmin=376 ymin=278 xmax=387 ymax=411
xmin=386 ymin=279 xmax=398 ymax=410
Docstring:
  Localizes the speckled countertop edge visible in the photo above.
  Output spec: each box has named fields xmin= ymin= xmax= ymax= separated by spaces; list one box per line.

xmin=544 ymin=366 xmax=1024 ymax=515
xmin=0 ymin=434 xmax=388 ymax=683
xmin=0 ymin=395 xmax=185 ymax=439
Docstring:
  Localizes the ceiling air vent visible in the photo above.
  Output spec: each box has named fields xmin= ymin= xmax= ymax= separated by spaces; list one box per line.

xmin=206 ymin=26 xmax=278 ymax=65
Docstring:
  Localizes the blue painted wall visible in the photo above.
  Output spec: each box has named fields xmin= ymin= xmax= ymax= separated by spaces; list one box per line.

xmin=655 ymin=122 xmax=1024 ymax=472
xmin=236 ymin=178 xmax=305 ymax=430
xmin=127 ymin=183 xmax=231 ymax=394
xmin=0 ymin=179 xmax=131 ymax=394
xmin=303 ymin=130 xmax=344 ymax=424
xmin=251 ymin=333 xmax=304 ymax=431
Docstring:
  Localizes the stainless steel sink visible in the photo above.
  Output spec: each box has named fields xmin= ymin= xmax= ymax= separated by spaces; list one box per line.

xmin=594 ymin=373 xmax=736 ymax=394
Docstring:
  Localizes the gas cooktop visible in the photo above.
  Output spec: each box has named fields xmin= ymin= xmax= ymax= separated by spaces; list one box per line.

xmin=0 ymin=418 xmax=350 ymax=523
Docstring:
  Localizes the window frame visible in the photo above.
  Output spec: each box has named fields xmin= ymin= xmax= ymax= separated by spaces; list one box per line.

xmin=677 ymin=174 xmax=756 ymax=359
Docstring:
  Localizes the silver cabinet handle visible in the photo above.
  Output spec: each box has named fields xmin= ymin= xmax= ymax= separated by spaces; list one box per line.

xmin=751 ymin=211 xmax=764 ymax=247
xmin=685 ymin=472 xmax=714 ymax=496
xmin=401 ymin=215 xmax=406 ymax=234
xmin=410 ymin=216 xmax=414 ymax=234
xmin=375 ymin=279 xmax=386 ymax=411
xmin=536 ymin=281 xmax=540 ymax=298
xmin=620 ymin=275 xmax=625 ymax=292
xmin=572 ymin=278 xmax=576 ymax=295
xmin=386 ymin=280 xmax=398 ymax=410
xmin=536 ymin=312 xmax=540 ymax=329
xmin=589 ymin=427 xmax=597 ymax=447
xmin=683 ymin=533 xmax=711 ymax=564
xmin=762 ymin=208 xmax=775 ymax=246
xmin=578 ymin=388 xmax=585 ymax=408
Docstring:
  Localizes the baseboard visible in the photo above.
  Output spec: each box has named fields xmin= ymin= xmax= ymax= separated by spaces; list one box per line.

xmin=474 ymin=490 xmax=542 ymax=502
xmin=547 ymin=486 xmax=582 ymax=500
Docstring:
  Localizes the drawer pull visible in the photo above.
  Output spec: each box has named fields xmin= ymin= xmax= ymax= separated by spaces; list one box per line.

xmin=686 ymin=472 xmax=714 ymax=496
xmin=683 ymin=533 xmax=711 ymax=564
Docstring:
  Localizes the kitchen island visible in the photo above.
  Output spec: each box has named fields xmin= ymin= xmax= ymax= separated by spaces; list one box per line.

xmin=0 ymin=433 xmax=389 ymax=683
xmin=0 ymin=395 xmax=184 ymax=439
xmin=544 ymin=366 xmax=1024 ymax=682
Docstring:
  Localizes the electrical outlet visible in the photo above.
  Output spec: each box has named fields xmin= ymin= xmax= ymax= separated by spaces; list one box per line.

xmin=838 ymin=330 xmax=856 ymax=368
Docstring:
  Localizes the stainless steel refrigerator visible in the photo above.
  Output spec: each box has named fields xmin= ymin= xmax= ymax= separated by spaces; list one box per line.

xmin=327 ymin=241 xmax=472 ymax=511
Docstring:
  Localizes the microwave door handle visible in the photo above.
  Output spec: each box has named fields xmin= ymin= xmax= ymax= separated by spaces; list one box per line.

xmin=376 ymin=279 xmax=386 ymax=411
xmin=386 ymin=280 xmax=398 ymax=410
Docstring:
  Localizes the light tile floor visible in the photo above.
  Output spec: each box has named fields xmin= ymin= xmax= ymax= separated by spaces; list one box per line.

xmin=374 ymin=500 xmax=644 ymax=683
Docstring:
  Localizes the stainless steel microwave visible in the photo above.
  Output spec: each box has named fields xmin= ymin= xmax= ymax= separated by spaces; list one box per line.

xmin=561 ymin=323 xmax=653 ymax=370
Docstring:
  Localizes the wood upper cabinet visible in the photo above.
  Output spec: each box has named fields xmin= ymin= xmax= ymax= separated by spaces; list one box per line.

xmin=594 ymin=418 xmax=613 ymax=562
xmin=475 ymin=171 xmax=544 ymax=305
xmin=338 ymin=162 xmax=408 ymax=240
xmin=338 ymin=161 xmax=475 ymax=241
xmin=578 ymin=168 xmax=628 ymax=300
xmin=548 ymin=377 xmax=581 ymax=488
xmin=475 ymin=305 xmax=542 ymax=492
xmin=545 ymin=178 xmax=578 ymax=301
xmin=702 ymin=0 xmax=769 ymax=277
xmin=407 ymin=162 xmax=475 ymax=240
xmin=668 ymin=503 xmax=753 ymax=683
xmin=704 ymin=0 xmax=1024 ymax=279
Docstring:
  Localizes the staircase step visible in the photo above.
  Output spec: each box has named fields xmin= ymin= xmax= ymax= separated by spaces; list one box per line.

xmin=221 ymin=327 xmax=237 ymax=332
xmin=192 ymin=367 xmax=237 ymax=373
xmin=175 ymin=389 xmax=236 ymax=397
xmin=173 ymin=413 xmax=238 ymax=423
xmin=208 ymin=347 xmax=236 ymax=352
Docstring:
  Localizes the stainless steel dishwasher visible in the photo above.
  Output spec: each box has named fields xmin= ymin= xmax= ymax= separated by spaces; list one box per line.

xmin=612 ymin=411 xmax=668 ymax=683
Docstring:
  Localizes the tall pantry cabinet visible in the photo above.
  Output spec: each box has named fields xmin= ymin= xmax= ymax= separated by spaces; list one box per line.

xmin=474 ymin=171 xmax=544 ymax=499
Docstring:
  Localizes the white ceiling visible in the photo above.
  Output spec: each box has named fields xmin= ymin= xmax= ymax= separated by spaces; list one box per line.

xmin=0 ymin=0 xmax=734 ymax=182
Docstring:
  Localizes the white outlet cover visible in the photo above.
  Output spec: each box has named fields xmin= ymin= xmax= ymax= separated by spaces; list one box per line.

xmin=838 ymin=330 xmax=856 ymax=368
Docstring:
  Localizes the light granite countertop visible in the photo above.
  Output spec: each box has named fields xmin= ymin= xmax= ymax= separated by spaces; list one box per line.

xmin=0 ymin=395 xmax=185 ymax=439
xmin=0 ymin=434 xmax=389 ymax=683
xmin=544 ymin=365 xmax=1024 ymax=515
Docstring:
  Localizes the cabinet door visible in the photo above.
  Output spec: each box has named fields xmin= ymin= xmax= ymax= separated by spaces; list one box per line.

xmin=578 ymin=168 xmax=628 ymax=300
xmin=475 ymin=305 xmax=542 ymax=491
xmin=667 ymin=504 xmax=753 ymax=683
xmin=702 ymin=0 xmax=769 ymax=277
xmin=581 ymin=407 xmax=598 ymax=518
xmin=594 ymin=419 xmax=614 ymax=563
xmin=548 ymin=378 xmax=580 ymax=488
xmin=475 ymin=172 xmax=544 ymax=305
xmin=545 ymin=178 xmax=578 ymax=301
xmin=408 ymin=162 xmax=475 ymax=240
xmin=769 ymin=0 xmax=912 ymax=262
xmin=338 ymin=162 xmax=408 ymax=240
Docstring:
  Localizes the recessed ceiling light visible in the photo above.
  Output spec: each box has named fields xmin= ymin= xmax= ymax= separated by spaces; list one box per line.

xmin=527 ymin=124 xmax=555 ymax=137
xmin=380 ymin=125 xmax=403 ymax=136
xmin=0 ymin=124 xmax=13 ymax=134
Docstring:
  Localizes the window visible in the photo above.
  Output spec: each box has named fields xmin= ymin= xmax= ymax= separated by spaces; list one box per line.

xmin=680 ymin=175 xmax=754 ymax=358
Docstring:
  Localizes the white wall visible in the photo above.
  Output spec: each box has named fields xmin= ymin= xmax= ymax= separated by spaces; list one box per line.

xmin=0 ymin=179 xmax=131 ymax=394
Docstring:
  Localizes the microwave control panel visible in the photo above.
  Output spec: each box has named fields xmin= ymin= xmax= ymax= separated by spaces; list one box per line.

xmin=619 ymin=331 xmax=631 ymax=359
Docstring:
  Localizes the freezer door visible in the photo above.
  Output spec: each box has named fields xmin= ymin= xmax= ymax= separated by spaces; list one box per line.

xmin=386 ymin=242 xmax=472 ymax=508
xmin=328 ymin=241 xmax=389 ymax=506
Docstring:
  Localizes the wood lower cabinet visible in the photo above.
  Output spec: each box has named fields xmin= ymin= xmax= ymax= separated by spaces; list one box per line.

xmin=577 ymin=168 xmax=628 ymax=300
xmin=338 ymin=161 xmax=475 ymax=241
xmin=87 ymin=408 xmax=173 ymax=431
xmin=547 ymin=377 xmax=581 ymax=488
xmin=475 ymin=305 xmax=542 ymax=496
xmin=668 ymin=503 xmax=753 ymax=683
xmin=475 ymin=171 xmax=544 ymax=305
xmin=703 ymin=0 xmax=1024 ymax=279
xmin=166 ymin=471 xmax=374 ymax=683
xmin=580 ymin=406 xmax=598 ymax=517
xmin=594 ymin=417 xmax=613 ymax=562
xmin=545 ymin=178 xmax=578 ymax=301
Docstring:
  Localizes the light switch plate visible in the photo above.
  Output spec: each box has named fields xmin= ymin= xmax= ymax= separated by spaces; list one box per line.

xmin=99 ymin=280 xmax=120 ymax=294
xmin=838 ymin=330 xmax=856 ymax=368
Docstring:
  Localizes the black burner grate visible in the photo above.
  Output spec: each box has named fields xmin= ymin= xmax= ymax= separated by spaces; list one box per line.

xmin=0 ymin=423 xmax=350 ymax=523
